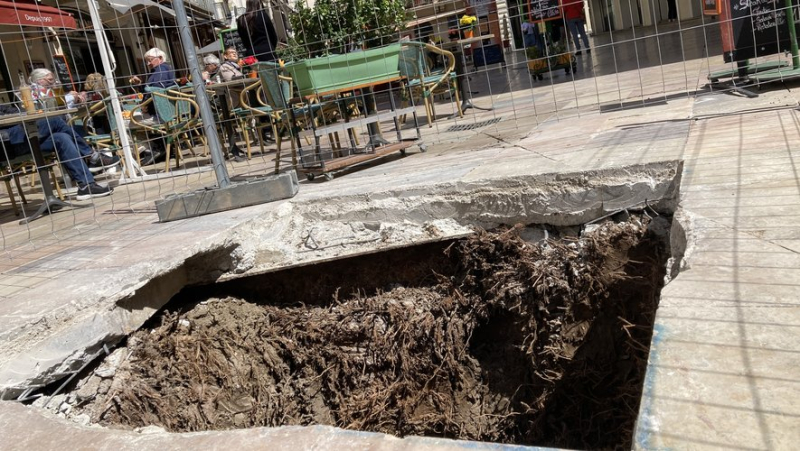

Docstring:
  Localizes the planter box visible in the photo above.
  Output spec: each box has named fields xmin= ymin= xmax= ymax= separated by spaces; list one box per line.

xmin=285 ymin=43 xmax=402 ymax=97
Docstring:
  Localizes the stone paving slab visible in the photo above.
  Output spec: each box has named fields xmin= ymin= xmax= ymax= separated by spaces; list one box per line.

xmin=0 ymin=49 xmax=799 ymax=450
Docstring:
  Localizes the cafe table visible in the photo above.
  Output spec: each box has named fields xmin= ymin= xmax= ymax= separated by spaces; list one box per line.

xmin=0 ymin=108 xmax=83 ymax=224
xmin=441 ymin=34 xmax=495 ymax=116
xmin=290 ymin=76 xmax=423 ymax=181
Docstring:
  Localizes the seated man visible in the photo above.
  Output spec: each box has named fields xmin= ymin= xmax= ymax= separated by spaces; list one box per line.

xmin=128 ymin=47 xmax=177 ymax=165
xmin=1 ymin=102 xmax=113 ymax=200
xmin=28 ymin=68 xmax=120 ymax=173
xmin=128 ymin=47 xmax=176 ymax=126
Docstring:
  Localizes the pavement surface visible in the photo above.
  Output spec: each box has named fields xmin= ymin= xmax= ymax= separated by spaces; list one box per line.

xmin=1 ymin=19 xmax=799 ymax=450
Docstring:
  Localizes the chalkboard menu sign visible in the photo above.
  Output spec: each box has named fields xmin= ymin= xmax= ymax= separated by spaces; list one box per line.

xmin=220 ymin=28 xmax=247 ymax=56
xmin=722 ymin=0 xmax=800 ymax=62
xmin=529 ymin=0 xmax=562 ymax=23
xmin=51 ymin=54 xmax=75 ymax=91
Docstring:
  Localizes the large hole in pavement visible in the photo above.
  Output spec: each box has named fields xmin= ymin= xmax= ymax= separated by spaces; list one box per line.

xmin=50 ymin=212 xmax=672 ymax=450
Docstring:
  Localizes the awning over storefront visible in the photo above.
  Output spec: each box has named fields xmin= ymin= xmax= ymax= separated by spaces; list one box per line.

xmin=105 ymin=0 xmax=175 ymax=17
xmin=0 ymin=0 xmax=76 ymax=29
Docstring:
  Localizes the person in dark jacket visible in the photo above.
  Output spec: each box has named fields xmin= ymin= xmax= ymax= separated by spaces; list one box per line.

xmin=128 ymin=47 xmax=176 ymax=128
xmin=237 ymin=0 xmax=278 ymax=62
xmin=128 ymin=47 xmax=177 ymax=165
xmin=0 ymin=101 xmax=113 ymax=200
xmin=128 ymin=47 xmax=176 ymax=105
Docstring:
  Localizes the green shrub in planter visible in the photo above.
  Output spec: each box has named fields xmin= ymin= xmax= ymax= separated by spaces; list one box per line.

xmin=285 ymin=43 xmax=403 ymax=96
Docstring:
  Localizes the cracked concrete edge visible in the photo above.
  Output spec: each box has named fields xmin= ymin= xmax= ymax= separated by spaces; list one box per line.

xmin=663 ymin=207 xmax=697 ymax=285
xmin=0 ymin=402 xmax=550 ymax=451
xmin=0 ymin=160 xmax=683 ymax=398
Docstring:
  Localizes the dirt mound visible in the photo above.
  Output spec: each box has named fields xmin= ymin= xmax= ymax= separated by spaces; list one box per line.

xmin=74 ymin=216 xmax=667 ymax=449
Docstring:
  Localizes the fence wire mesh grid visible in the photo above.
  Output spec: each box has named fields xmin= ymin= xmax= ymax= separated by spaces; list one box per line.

xmin=0 ymin=1 xmax=796 ymax=261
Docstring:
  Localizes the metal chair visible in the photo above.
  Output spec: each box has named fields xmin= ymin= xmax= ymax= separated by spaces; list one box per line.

xmin=0 ymin=144 xmax=64 ymax=215
xmin=78 ymin=97 xmax=141 ymax=169
xmin=234 ymin=82 xmax=272 ymax=159
xmin=248 ymin=62 xmax=325 ymax=173
xmin=129 ymin=87 xmax=203 ymax=172
xmin=398 ymin=41 xmax=462 ymax=126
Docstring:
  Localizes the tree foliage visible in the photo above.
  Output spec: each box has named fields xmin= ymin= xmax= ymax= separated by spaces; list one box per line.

xmin=289 ymin=0 xmax=407 ymax=57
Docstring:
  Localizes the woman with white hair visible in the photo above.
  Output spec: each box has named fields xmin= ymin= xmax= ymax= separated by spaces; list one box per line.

xmin=29 ymin=68 xmax=85 ymax=109
xmin=201 ymin=54 xmax=221 ymax=83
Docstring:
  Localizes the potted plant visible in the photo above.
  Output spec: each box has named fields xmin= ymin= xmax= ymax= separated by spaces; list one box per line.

xmin=291 ymin=0 xmax=408 ymax=57
xmin=459 ymin=13 xmax=477 ymax=39
xmin=284 ymin=0 xmax=409 ymax=96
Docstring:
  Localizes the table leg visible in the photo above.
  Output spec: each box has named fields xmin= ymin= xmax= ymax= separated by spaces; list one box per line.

xmin=363 ymin=88 xmax=390 ymax=149
xmin=19 ymin=135 xmax=80 ymax=225
xmin=217 ymin=92 xmax=245 ymax=161
xmin=449 ymin=46 xmax=493 ymax=119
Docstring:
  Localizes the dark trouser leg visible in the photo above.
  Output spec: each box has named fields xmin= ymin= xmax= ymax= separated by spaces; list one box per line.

xmin=40 ymin=132 xmax=94 ymax=186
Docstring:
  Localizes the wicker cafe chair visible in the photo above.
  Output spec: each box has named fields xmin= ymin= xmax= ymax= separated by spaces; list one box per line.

xmin=76 ymin=97 xmax=141 ymax=168
xmin=129 ymin=87 xmax=204 ymax=172
xmin=0 ymin=142 xmax=64 ymax=216
xmin=398 ymin=41 xmax=462 ymax=126
xmin=0 ymin=150 xmax=28 ymax=216
xmin=235 ymin=82 xmax=272 ymax=159
xmin=249 ymin=62 xmax=325 ymax=174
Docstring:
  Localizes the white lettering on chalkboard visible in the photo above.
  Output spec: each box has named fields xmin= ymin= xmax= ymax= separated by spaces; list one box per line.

xmin=530 ymin=0 xmax=562 ymax=22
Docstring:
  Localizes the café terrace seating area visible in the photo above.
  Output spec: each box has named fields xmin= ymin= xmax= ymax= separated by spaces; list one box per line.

xmin=0 ymin=65 xmax=475 ymax=248
xmin=0 ymin=36 xmax=485 ymax=237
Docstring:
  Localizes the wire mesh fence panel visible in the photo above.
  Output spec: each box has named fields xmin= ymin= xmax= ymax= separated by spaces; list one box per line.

xmin=0 ymin=0 xmax=795 ymax=251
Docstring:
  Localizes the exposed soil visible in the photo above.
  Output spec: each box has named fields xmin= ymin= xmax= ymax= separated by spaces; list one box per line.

xmin=70 ymin=215 xmax=669 ymax=450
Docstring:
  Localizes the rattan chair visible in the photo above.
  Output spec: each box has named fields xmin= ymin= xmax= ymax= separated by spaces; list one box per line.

xmin=398 ymin=41 xmax=462 ymax=126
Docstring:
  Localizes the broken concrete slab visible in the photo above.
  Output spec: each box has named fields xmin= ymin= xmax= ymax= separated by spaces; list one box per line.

xmin=0 ymin=402 xmax=544 ymax=451
xmin=156 ymin=171 xmax=300 ymax=222
xmin=0 ymin=160 xmax=682 ymax=400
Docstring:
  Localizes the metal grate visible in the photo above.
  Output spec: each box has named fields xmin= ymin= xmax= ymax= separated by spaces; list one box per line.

xmin=446 ymin=117 xmax=502 ymax=132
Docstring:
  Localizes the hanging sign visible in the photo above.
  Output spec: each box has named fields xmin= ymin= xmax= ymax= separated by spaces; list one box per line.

xmin=703 ymin=0 xmax=722 ymax=15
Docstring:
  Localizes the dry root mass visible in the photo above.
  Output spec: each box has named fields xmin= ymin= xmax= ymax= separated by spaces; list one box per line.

xmin=76 ymin=216 xmax=667 ymax=449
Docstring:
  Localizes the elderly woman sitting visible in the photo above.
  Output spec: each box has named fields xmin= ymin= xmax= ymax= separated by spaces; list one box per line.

xmin=220 ymin=47 xmax=244 ymax=81
xmin=201 ymin=54 xmax=221 ymax=83
xmin=202 ymin=49 xmax=245 ymax=83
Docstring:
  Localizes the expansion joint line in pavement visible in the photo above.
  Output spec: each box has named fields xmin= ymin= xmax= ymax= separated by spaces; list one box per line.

xmin=507 ymin=141 xmax=559 ymax=161
xmin=689 ymin=104 xmax=799 ymax=121
xmin=700 ymin=216 xmax=800 ymax=255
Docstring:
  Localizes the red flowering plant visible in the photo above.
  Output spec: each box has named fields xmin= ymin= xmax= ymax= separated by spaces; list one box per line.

xmin=239 ymin=56 xmax=258 ymax=67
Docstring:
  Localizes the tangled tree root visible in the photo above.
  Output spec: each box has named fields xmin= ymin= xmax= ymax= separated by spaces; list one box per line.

xmin=76 ymin=216 xmax=668 ymax=449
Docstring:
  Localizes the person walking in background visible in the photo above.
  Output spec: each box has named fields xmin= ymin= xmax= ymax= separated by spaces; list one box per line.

xmin=521 ymin=19 xmax=546 ymax=55
xmin=563 ymin=0 xmax=590 ymax=55
xmin=237 ymin=0 xmax=278 ymax=62
xmin=237 ymin=1 xmax=279 ymax=149
xmin=667 ymin=0 xmax=678 ymax=22
xmin=522 ymin=19 xmax=536 ymax=49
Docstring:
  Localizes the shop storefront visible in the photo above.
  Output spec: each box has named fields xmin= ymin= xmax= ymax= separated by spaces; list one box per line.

xmin=0 ymin=1 xmax=77 ymax=101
